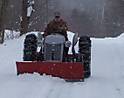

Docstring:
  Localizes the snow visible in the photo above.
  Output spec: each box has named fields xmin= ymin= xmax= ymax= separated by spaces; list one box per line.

xmin=4 ymin=30 xmax=20 ymax=40
xmin=0 ymin=31 xmax=124 ymax=98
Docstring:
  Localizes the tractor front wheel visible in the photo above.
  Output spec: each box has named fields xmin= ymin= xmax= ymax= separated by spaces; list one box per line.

xmin=23 ymin=34 xmax=37 ymax=61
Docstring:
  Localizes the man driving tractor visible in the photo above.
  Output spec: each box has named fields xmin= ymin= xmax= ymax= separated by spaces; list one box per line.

xmin=44 ymin=12 xmax=70 ymax=55
xmin=44 ymin=12 xmax=68 ymax=41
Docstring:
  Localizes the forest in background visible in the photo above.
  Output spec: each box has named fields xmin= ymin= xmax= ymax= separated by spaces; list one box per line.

xmin=0 ymin=0 xmax=124 ymax=40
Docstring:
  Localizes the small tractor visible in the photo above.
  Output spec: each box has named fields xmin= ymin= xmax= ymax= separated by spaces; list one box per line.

xmin=16 ymin=32 xmax=91 ymax=81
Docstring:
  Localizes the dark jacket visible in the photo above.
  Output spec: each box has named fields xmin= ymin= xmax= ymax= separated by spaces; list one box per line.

xmin=44 ymin=18 xmax=68 ymax=41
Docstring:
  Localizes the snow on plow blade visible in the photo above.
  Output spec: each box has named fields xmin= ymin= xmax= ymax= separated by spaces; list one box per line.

xmin=16 ymin=61 xmax=84 ymax=81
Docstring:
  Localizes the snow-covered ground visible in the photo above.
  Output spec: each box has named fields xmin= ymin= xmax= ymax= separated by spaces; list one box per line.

xmin=0 ymin=31 xmax=124 ymax=98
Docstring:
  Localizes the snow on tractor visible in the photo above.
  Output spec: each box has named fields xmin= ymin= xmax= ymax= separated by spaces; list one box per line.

xmin=16 ymin=32 xmax=91 ymax=81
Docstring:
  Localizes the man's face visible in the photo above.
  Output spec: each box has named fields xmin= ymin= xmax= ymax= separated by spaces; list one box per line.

xmin=54 ymin=16 xmax=60 ymax=22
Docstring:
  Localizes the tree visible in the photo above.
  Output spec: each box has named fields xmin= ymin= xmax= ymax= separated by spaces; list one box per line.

xmin=103 ymin=0 xmax=124 ymax=36
xmin=0 ymin=0 xmax=7 ymax=44
xmin=20 ymin=0 xmax=35 ymax=36
xmin=71 ymin=8 xmax=95 ymax=36
xmin=20 ymin=0 xmax=28 ymax=36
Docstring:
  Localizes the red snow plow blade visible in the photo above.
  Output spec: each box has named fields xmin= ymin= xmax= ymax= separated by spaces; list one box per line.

xmin=16 ymin=61 xmax=84 ymax=81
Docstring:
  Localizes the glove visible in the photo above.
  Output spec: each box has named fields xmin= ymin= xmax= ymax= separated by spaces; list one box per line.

xmin=65 ymin=41 xmax=71 ymax=47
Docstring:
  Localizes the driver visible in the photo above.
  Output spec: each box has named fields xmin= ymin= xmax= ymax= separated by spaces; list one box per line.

xmin=44 ymin=12 xmax=68 ymax=41
xmin=44 ymin=12 xmax=70 ymax=56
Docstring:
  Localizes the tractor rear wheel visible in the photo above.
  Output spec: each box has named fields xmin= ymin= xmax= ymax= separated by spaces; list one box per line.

xmin=79 ymin=36 xmax=91 ymax=78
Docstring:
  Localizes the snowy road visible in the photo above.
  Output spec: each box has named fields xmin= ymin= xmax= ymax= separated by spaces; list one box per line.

xmin=0 ymin=34 xmax=124 ymax=98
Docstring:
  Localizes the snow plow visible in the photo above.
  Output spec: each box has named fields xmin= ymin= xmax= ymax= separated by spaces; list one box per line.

xmin=16 ymin=32 xmax=91 ymax=81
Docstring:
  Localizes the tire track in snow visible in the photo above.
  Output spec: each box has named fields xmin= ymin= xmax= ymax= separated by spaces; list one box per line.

xmin=46 ymin=82 xmax=71 ymax=98
xmin=111 ymin=43 xmax=124 ymax=98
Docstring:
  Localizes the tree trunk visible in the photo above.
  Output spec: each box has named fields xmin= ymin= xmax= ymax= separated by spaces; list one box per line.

xmin=20 ymin=0 xmax=28 ymax=36
xmin=0 ymin=0 xmax=7 ymax=44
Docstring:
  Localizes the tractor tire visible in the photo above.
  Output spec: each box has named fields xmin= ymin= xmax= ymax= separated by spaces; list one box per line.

xmin=79 ymin=36 xmax=91 ymax=78
xmin=23 ymin=34 xmax=37 ymax=61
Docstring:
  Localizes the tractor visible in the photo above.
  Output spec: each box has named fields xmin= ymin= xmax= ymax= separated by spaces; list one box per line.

xmin=16 ymin=32 xmax=91 ymax=82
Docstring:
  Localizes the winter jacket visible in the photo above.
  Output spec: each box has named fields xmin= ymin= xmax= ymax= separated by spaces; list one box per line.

xmin=44 ymin=18 xmax=68 ymax=41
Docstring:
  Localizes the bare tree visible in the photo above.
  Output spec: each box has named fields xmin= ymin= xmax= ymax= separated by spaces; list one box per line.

xmin=0 ymin=0 xmax=7 ymax=44
xmin=20 ymin=0 xmax=28 ymax=36
xmin=20 ymin=0 xmax=35 ymax=36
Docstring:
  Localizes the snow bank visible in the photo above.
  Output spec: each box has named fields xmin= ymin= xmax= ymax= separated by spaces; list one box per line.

xmin=4 ymin=30 xmax=20 ymax=40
